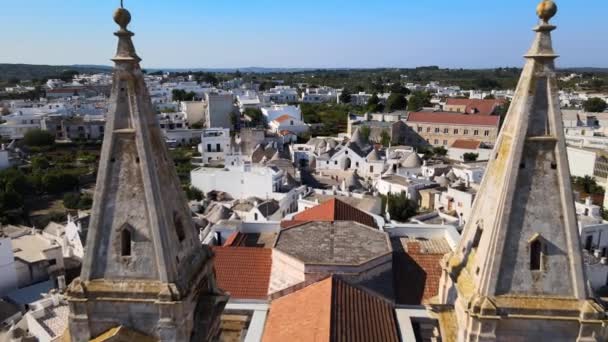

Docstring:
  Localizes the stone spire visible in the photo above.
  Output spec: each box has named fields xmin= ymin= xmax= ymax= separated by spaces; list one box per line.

xmin=436 ymin=1 xmax=607 ymax=340
xmin=67 ymin=6 xmax=226 ymax=342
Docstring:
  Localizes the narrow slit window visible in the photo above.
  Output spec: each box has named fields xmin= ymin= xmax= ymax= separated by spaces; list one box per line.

xmin=530 ymin=240 xmax=542 ymax=271
xmin=121 ymin=229 xmax=132 ymax=256
xmin=174 ymin=213 xmax=185 ymax=242
xmin=472 ymin=227 xmax=483 ymax=248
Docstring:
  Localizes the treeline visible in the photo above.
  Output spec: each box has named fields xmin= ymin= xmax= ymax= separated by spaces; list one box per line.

xmin=0 ymin=64 xmax=111 ymax=83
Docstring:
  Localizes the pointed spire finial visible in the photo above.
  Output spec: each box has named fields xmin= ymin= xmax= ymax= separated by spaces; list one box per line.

xmin=536 ymin=0 xmax=557 ymax=23
xmin=112 ymin=3 xmax=140 ymax=62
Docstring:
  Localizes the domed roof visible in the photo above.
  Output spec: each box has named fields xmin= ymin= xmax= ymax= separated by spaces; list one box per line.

xmin=402 ymin=153 xmax=422 ymax=168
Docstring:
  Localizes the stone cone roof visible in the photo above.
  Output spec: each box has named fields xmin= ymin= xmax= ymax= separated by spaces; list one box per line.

xmin=367 ymin=149 xmax=381 ymax=162
xmin=402 ymin=152 xmax=422 ymax=168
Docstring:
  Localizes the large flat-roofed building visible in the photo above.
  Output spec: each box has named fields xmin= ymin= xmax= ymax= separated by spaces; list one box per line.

xmin=269 ymin=220 xmax=392 ymax=296
xmin=406 ymin=111 xmax=500 ymax=147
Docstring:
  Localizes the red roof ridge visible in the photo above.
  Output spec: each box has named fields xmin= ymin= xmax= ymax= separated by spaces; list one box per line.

xmin=291 ymin=198 xmax=377 ymax=228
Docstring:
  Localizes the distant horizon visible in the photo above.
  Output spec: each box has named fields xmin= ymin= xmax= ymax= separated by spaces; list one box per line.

xmin=2 ymin=1 xmax=607 ymax=69
xmin=2 ymin=62 xmax=608 ymax=73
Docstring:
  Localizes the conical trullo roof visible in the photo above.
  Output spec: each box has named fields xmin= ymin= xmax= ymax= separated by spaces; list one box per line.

xmin=367 ymin=148 xmax=381 ymax=162
xmin=402 ymin=152 xmax=422 ymax=168
xmin=271 ymin=151 xmax=281 ymax=161
xmin=350 ymin=127 xmax=365 ymax=147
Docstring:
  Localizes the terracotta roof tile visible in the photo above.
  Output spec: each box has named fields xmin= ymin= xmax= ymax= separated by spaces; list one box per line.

xmin=407 ymin=111 xmax=500 ymax=127
xmin=273 ymin=114 xmax=296 ymax=123
xmin=445 ymin=98 xmax=506 ymax=116
xmin=451 ymin=139 xmax=482 ymax=150
xmin=289 ymin=199 xmax=377 ymax=229
xmin=212 ymin=247 xmax=272 ymax=300
xmin=263 ymin=276 xmax=399 ymax=342
xmin=392 ymin=239 xmax=445 ymax=305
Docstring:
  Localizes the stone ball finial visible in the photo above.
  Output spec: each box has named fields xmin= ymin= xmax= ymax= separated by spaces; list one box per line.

xmin=113 ymin=7 xmax=132 ymax=29
xmin=536 ymin=0 xmax=557 ymax=22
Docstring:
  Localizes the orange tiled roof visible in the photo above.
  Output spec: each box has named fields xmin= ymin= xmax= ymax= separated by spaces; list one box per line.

xmin=273 ymin=114 xmax=296 ymax=123
xmin=407 ymin=111 xmax=500 ymax=127
xmin=288 ymin=199 xmax=377 ymax=228
xmin=393 ymin=241 xmax=444 ymax=305
xmin=445 ymin=98 xmax=505 ymax=116
xmin=263 ymin=276 xmax=399 ymax=342
xmin=451 ymin=139 xmax=482 ymax=150
xmin=212 ymin=247 xmax=272 ymax=300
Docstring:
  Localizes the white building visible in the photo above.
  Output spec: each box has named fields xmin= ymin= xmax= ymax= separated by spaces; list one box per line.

xmin=375 ymin=175 xmax=436 ymax=203
xmin=191 ymin=164 xmax=284 ymax=199
xmin=198 ymin=128 xmax=232 ymax=164
xmin=180 ymin=101 xmax=206 ymax=125
xmin=42 ymin=215 xmax=85 ymax=260
xmin=261 ymin=105 xmax=302 ymax=122
xmin=566 ymin=146 xmax=608 ymax=182
xmin=9 ymin=228 xmax=65 ymax=288
xmin=301 ymin=87 xmax=338 ymax=103
xmin=268 ymin=115 xmax=309 ymax=136
xmin=0 ymin=236 xmax=18 ymax=294
xmin=261 ymin=86 xmax=298 ymax=104
xmin=236 ymin=91 xmax=262 ymax=111
xmin=205 ymin=92 xmax=235 ymax=129
xmin=191 ymin=163 xmax=307 ymax=221
xmin=22 ymin=292 xmax=69 ymax=341
xmin=0 ymin=113 xmax=43 ymax=140
xmin=434 ymin=183 xmax=477 ymax=227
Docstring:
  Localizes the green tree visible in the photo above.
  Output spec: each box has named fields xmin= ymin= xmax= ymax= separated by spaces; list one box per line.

xmin=407 ymin=91 xmax=431 ymax=111
xmin=386 ymin=192 xmax=417 ymax=222
xmin=23 ymin=129 xmax=55 ymax=147
xmin=41 ymin=171 xmax=79 ymax=194
xmin=380 ymin=130 xmax=391 ymax=147
xmin=244 ymin=108 xmax=267 ymax=128
xmin=433 ymin=146 xmax=448 ymax=157
xmin=573 ymin=176 xmax=605 ymax=195
xmin=359 ymin=126 xmax=371 ymax=143
xmin=386 ymin=93 xmax=408 ymax=112
xmin=584 ymin=98 xmax=607 ymax=113
xmin=366 ymin=93 xmax=383 ymax=113
xmin=339 ymin=89 xmax=352 ymax=104
xmin=388 ymin=83 xmax=410 ymax=95
xmin=63 ymin=193 xmax=81 ymax=209
xmin=185 ymin=187 xmax=204 ymax=201
xmin=463 ymin=153 xmax=479 ymax=162
xmin=31 ymin=155 xmax=50 ymax=170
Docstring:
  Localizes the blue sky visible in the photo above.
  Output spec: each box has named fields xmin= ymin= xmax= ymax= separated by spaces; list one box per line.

xmin=2 ymin=0 xmax=606 ymax=69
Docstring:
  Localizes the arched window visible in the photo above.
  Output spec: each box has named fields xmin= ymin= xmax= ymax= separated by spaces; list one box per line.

xmin=530 ymin=239 xmax=542 ymax=271
xmin=121 ymin=229 xmax=132 ymax=257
